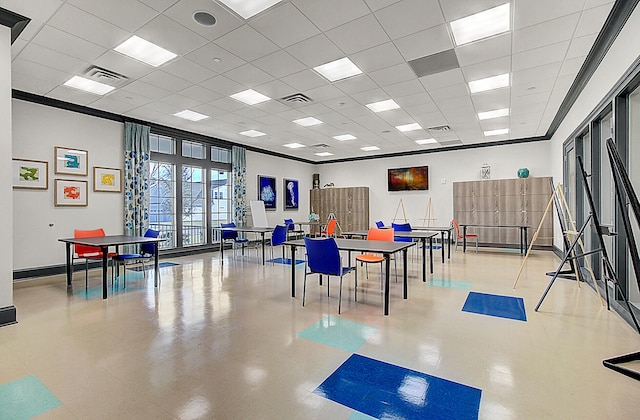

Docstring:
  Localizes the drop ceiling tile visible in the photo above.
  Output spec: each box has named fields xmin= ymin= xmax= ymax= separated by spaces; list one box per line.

xmin=18 ymin=43 xmax=87 ymax=75
xmin=126 ymin=107 xmax=168 ymax=123
xmin=90 ymin=96 xmax=140 ymax=114
xmin=140 ymin=70 xmax=192 ymax=92
xmin=512 ymin=62 xmax=562 ymax=86
xmin=292 ymin=0 xmax=370 ymax=31
xmin=374 ymin=0 xmax=444 ymax=40
xmin=455 ymin=33 xmax=511 ymax=67
xmin=210 ymin=96 xmax=249 ymax=112
xmin=350 ymin=42 xmax=405 ymax=73
xmin=369 ymin=63 xmax=415 ymax=87
xmin=384 ymin=79 xmax=425 ymax=98
xmin=162 ymin=58 xmax=217 ymax=84
xmin=338 ymin=105 xmax=374 ymax=120
xmin=420 ymin=68 xmax=466 ymax=90
xmin=512 ymin=78 xmax=554 ymax=97
xmin=11 ymin=73 xmax=59 ymax=96
xmin=0 ymin=0 xmax=63 ymax=24
xmin=285 ymin=34 xmax=344 ymax=68
xmin=514 ymin=0 xmax=586 ymax=30
xmin=461 ymin=56 xmax=511 ymax=81
xmin=471 ymin=89 xmax=510 ymax=110
xmin=92 ymin=50 xmax=155 ymax=80
xmin=559 ymin=56 xmax=586 ymax=76
xmin=163 ymin=0 xmax=243 ymax=41
xmin=575 ymin=3 xmax=614 ymax=37
xmin=350 ymin=88 xmax=388 ymax=105
xmin=364 ymin=0 xmax=402 ymax=12
xmin=566 ymin=34 xmax=598 ymax=59
xmin=141 ymin=99 xmax=183 ymax=115
xmin=47 ymin=85 xmax=101 ymax=106
xmin=326 ymin=14 xmax=390 ymax=55
xmin=200 ymin=74 xmax=246 ymax=96
xmin=184 ymin=43 xmax=245 ymax=74
xmin=136 ymin=14 xmax=209 ymax=56
xmin=11 ymin=38 xmax=28 ymax=60
xmin=396 ymin=92 xmax=437 ymax=109
xmin=121 ymin=79 xmax=172 ymax=100
xmin=303 ymin=84 xmax=345 ymax=103
xmin=68 ymin=0 xmax=158 ymax=32
xmin=107 ymin=90 xmax=154 ymax=108
xmin=11 ymin=57 xmax=69 ymax=85
xmin=513 ymin=13 xmax=580 ymax=54
xmin=215 ymin=24 xmax=279 ymax=62
xmin=394 ymin=24 xmax=453 ymax=61
xmin=334 ymin=74 xmax=378 ymax=95
xmin=512 ymin=41 xmax=570 ymax=71
xmin=159 ymin=93 xmax=201 ymax=109
xmin=251 ymin=2 xmax=320 ymax=48
xmin=281 ymin=70 xmax=327 ymax=92
xmin=253 ymin=79 xmax=295 ymax=99
xmin=48 ymin=3 xmax=130 ymax=49
xmin=233 ymin=107 xmax=270 ymax=121
xmin=138 ymin=0 xmax=180 ymax=12
xmin=254 ymin=101 xmax=294 ymax=115
xmin=223 ymin=63 xmax=274 ymax=87
xmin=405 ymin=103 xmax=441 ymax=120
xmin=251 ymin=50 xmax=307 ymax=79
xmin=30 ymin=25 xmax=106 ymax=63
xmin=428 ymin=83 xmax=469 ymax=102
xmin=439 ymin=0 xmax=508 ymax=21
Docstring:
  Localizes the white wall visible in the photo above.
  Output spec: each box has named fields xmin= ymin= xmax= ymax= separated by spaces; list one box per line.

xmin=12 ymin=100 xmax=124 ymax=270
xmin=549 ymin=4 xmax=640 ymax=248
xmin=1 ymin=26 xmax=12 ymax=308
xmin=246 ymin=150 xmax=315 ymax=226
xmin=317 ymin=141 xmax=551 ymax=227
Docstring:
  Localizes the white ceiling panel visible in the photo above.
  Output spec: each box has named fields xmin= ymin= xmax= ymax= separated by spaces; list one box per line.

xmin=162 ymin=58 xmax=217 ymax=84
xmin=566 ymin=34 xmax=599 ymax=60
xmin=394 ymin=24 xmax=454 ymax=61
xmin=30 ymin=25 xmax=106 ymax=63
xmin=350 ymin=42 xmax=405 ymax=73
xmin=140 ymin=70 xmax=192 ymax=92
xmin=0 ymin=0 xmax=63 ymax=25
xmin=285 ymin=34 xmax=344 ymax=68
xmin=455 ymin=33 xmax=511 ymax=67
xmin=137 ymin=14 xmax=209 ymax=56
xmin=292 ymin=0 xmax=370 ymax=32
xmin=164 ymin=0 xmax=243 ymax=41
xmin=215 ymin=24 xmax=279 ymax=62
xmin=184 ymin=43 xmax=245 ymax=74
xmin=374 ymin=0 xmax=444 ymax=40
xmin=513 ymin=0 xmax=586 ymax=30
xmin=251 ymin=50 xmax=307 ymax=79
xmin=223 ymin=63 xmax=274 ymax=87
xmin=251 ymin=2 xmax=320 ymax=49
xmin=575 ymin=3 xmax=614 ymax=37
xmin=511 ymin=41 xmax=570 ymax=72
xmin=48 ymin=4 xmax=130 ymax=49
xmin=19 ymin=43 xmax=87 ymax=75
xmin=68 ymin=0 xmax=158 ymax=32
xmin=369 ymin=63 xmax=416 ymax=87
xmin=326 ymin=14 xmax=390 ymax=55
xmin=512 ymin=13 xmax=580 ymax=54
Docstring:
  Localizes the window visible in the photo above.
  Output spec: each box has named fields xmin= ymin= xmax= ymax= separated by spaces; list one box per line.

xmin=211 ymin=146 xmax=230 ymax=163
xmin=182 ymin=165 xmax=206 ymax=246
xmin=149 ymin=161 xmax=176 ymax=249
xmin=183 ymin=140 xmax=205 ymax=159
xmin=150 ymin=134 xmax=175 ymax=154
xmin=211 ymin=170 xmax=230 ymax=242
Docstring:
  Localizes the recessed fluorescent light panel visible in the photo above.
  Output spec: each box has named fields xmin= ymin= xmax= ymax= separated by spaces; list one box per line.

xmin=366 ymin=99 xmax=400 ymax=113
xmin=114 ymin=35 xmax=177 ymax=67
xmin=283 ymin=143 xmax=305 ymax=148
xmin=450 ymin=3 xmax=510 ymax=46
xmin=315 ymin=152 xmax=334 ymax=157
xmin=230 ymin=89 xmax=271 ymax=105
xmin=313 ymin=57 xmax=363 ymax=82
xmin=293 ymin=117 xmax=323 ymax=127
xmin=217 ymin=0 xmax=283 ymax=19
xmin=333 ymin=134 xmax=357 ymax=141
xmin=63 ymin=76 xmax=115 ymax=95
xmin=478 ymin=108 xmax=510 ymax=120
xmin=239 ymin=130 xmax=266 ymax=137
xmin=484 ymin=128 xmax=509 ymax=136
xmin=173 ymin=110 xmax=209 ymax=121
xmin=469 ymin=73 xmax=510 ymax=93
xmin=415 ymin=138 xmax=438 ymax=145
xmin=361 ymin=146 xmax=380 ymax=151
xmin=396 ymin=123 xmax=423 ymax=132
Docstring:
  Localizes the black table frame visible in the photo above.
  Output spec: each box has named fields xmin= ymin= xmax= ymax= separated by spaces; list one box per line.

xmin=412 ymin=226 xmax=455 ymax=261
xmin=212 ymin=226 xmax=273 ymax=265
xmin=460 ymin=224 xmax=529 ymax=254
xmin=59 ymin=235 xmax=164 ymax=299
xmin=284 ymin=238 xmax=415 ymax=316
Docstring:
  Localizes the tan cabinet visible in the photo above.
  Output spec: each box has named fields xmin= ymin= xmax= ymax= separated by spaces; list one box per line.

xmin=310 ymin=187 xmax=370 ymax=235
xmin=453 ymin=177 xmax=554 ymax=248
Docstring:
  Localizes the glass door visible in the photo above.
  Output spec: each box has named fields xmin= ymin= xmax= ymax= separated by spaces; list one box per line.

xmin=628 ymin=88 xmax=640 ymax=309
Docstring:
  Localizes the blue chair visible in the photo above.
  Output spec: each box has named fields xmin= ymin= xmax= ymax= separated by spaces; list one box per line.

xmin=221 ymin=222 xmax=250 ymax=258
xmin=112 ymin=228 xmax=159 ymax=288
xmin=375 ymin=221 xmax=385 ymax=228
xmin=303 ymin=237 xmax=357 ymax=314
xmin=270 ymin=224 xmax=289 ymax=264
xmin=392 ymin=222 xmax=415 ymax=259
xmin=284 ymin=218 xmax=304 ymax=239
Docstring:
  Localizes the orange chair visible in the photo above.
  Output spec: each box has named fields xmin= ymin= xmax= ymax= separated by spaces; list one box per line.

xmin=355 ymin=227 xmax=397 ymax=286
xmin=321 ymin=219 xmax=337 ymax=237
xmin=452 ymin=219 xmax=478 ymax=253
xmin=73 ymin=228 xmax=116 ymax=288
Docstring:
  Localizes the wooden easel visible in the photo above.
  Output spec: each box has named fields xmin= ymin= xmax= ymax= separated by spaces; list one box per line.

xmin=419 ymin=197 xmax=437 ymax=227
xmin=392 ymin=199 xmax=408 ymax=223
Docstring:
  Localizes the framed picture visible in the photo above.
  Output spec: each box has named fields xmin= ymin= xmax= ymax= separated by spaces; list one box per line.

xmin=284 ymin=178 xmax=299 ymax=210
xmin=258 ymin=175 xmax=277 ymax=210
xmin=93 ymin=166 xmax=122 ymax=192
xmin=55 ymin=146 xmax=88 ymax=176
xmin=12 ymin=158 xmax=48 ymax=189
xmin=55 ymin=179 xmax=88 ymax=207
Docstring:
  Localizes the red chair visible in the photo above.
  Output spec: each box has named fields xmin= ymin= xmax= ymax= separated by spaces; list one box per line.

xmin=452 ymin=219 xmax=478 ymax=253
xmin=355 ymin=227 xmax=398 ymax=286
xmin=321 ymin=219 xmax=337 ymax=237
xmin=73 ymin=228 xmax=116 ymax=288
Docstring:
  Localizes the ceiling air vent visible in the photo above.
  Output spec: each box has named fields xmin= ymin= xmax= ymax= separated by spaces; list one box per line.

xmin=428 ymin=125 xmax=451 ymax=132
xmin=84 ymin=66 xmax=129 ymax=87
xmin=279 ymin=93 xmax=313 ymax=105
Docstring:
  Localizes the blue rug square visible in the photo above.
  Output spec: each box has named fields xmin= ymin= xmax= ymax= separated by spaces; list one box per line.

xmin=269 ymin=257 xmax=305 ymax=265
xmin=428 ymin=278 xmax=473 ymax=290
xmin=0 ymin=375 xmax=61 ymax=420
xmin=462 ymin=292 xmax=527 ymax=321
xmin=315 ymin=354 xmax=481 ymax=420
xmin=298 ymin=317 xmax=378 ymax=353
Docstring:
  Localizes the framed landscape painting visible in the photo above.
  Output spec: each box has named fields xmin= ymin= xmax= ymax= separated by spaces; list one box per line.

xmin=55 ymin=179 xmax=88 ymax=206
xmin=12 ymin=158 xmax=48 ymax=189
xmin=258 ymin=175 xmax=276 ymax=210
xmin=284 ymin=178 xmax=299 ymax=210
xmin=55 ymin=146 xmax=88 ymax=176
xmin=94 ymin=166 xmax=122 ymax=192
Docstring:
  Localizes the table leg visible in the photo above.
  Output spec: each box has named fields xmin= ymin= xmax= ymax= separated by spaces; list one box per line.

xmin=447 ymin=229 xmax=452 ymax=259
xmin=402 ymin=249 xmax=408 ymax=299
xmin=384 ymin=255 xmax=390 ymax=316
xmin=65 ymin=243 xmax=72 ymax=287
xmin=101 ymin=246 xmax=108 ymax=299
xmin=463 ymin=226 xmax=467 ymax=252
xmin=220 ymin=234 xmax=224 ymax=265
xmin=429 ymin=236 xmax=434 ymax=274
xmin=524 ymin=227 xmax=528 ymax=254
xmin=440 ymin=232 xmax=445 ymax=263
xmin=261 ymin=232 xmax=266 ymax=265
xmin=154 ymin=243 xmax=159 ymax=287
xmin=421 ymin=239 xmax=426 ymax=282
xmin=290 ymin=245 xmax=296 ymax=297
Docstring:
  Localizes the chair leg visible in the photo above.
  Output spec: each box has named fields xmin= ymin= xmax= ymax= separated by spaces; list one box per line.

xmin=475 ymin=237 xmax=478 ymax=253
xmin=85 ymin=259 xmax=89 ymax=289
xmin=303 ymin=270 xmax=308 ymax=307
xmin=339 ymin=275 xmax=343 ymax=314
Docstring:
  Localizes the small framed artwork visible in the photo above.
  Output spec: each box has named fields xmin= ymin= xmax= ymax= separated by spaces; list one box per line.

xmin=284 ymin=178 xmax=299 ymax=210
xmin=94 ymin=166 xmax=122 ymax=192
xmin=258 ymin=175 xmax=277 ymax=210
xmin=55 ymin=179 xmax=88 ymax=207
xmin=12 ymin=158 xmax=48 ymax=189
xmin=55 ymin=146 xmax=88 ymax=176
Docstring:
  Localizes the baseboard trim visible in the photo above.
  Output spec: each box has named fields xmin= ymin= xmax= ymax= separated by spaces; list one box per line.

xmin=0 ymin=306 xmax=17 ymax=327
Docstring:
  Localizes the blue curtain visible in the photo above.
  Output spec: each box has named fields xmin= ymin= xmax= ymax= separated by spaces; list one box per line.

xmin=232 ymin=146 xmax=247 ymax=226
xmin=124 ymin=122 xmax=150 ymax=238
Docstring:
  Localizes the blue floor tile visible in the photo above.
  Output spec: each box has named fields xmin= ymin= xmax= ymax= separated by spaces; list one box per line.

xmin=315 ymin=354 xmax=481 ymax=420
xmin=73 ymin=272 xmax=146 ymax=299
xmin=349 ymin=411 xmax=377 ymax=420
xmin=428 ymin=278 xmax=473 ymax=290
xmin=268 ymin=257 xmax=305 ymax=265
xmin=0 ymin=375 xmax=61 ymax=420
xmin=297 ymin=316 xmax=378 ymax=353
xmin=462 ymin=292 xmax=527 ymax=321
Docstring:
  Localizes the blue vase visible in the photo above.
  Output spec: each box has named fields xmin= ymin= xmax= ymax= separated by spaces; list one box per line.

xmin=517 ymin=168 xmax=530 ymax=178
